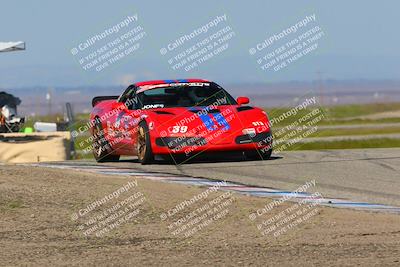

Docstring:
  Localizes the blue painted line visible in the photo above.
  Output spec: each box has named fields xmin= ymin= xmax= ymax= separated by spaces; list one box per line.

xmin=29 ymin=163 xmax=400 ymax=214
xmin=324 ymin=202 xmax=397 ymax=208
xmin=165 ymin=180 xmax=215 ymax=186
xmin=322 ymin=203 xmax=400 ymax=210
xmin=166 ymin=180 xmax=205 ymax=183
xmin=97 ymin=171 xmax=156 ymax=176
xmin=167 ymin=180 xmax=235 ymax=187
xmin=327 ymin=202 xmax=382 ymax=206
xmin=177 ymin=79 xmax=188 ymax=83
xmin=233 ymin=190 xmax=310 ymax=195
xmin=169 ymin=178 xmax=217 ymax=185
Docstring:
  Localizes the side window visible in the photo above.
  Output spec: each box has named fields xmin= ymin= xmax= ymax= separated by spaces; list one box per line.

xmin=117 ymin=86 xmax=131 ymax=103
xmin=127 ymin=95 xmax=138 ymax=110
xmin=125 ymin=86 xmax=140 ymax=110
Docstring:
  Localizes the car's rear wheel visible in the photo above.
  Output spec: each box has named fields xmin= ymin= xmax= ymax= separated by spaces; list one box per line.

xmin=137 ymin=121 xmax=154 ymax=164
xmin=92 ymin=120 xmax=120 ymax=162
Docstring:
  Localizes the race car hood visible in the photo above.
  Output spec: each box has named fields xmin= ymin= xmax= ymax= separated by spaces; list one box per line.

xmin=145 ymin=105 xmax=270 ymax=138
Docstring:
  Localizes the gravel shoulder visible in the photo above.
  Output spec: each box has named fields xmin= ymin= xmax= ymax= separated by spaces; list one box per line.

xmin=0 ymin=165 xmax=399 ymax=266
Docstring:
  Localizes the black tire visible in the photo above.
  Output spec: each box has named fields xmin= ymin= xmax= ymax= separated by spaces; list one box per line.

xmin=245 ymin=147 xmax=272 ymax=161
xmin=92 ymin=120 xmax=120 ymax=163
xmin=259 ymin=147 xmax=272 ymax=160
xmin=137 ymin=121 xmax=154 ymax=164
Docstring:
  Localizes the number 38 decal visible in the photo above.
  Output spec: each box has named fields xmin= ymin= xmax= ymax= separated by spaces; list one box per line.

xmin=169 ymin=125 xmax=188 ymax=133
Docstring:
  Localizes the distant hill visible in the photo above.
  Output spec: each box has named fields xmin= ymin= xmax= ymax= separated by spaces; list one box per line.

xmin=3 ymin=80 xmax=400 ymax=116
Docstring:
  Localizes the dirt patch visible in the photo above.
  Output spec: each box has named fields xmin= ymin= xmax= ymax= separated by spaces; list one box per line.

xmin=0 ymin=165 xmax=399 ymax=266
xmin=0 ymin=132 xmax=71 ymax=163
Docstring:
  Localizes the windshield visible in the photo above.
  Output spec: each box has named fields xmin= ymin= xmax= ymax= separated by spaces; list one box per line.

xmin=133 ymin=82 xmax=237 ymax=109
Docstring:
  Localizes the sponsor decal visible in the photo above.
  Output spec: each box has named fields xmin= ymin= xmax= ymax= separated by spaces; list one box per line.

xmin=143 ymin=104 xmax=165 ymax=109
xmin=137 ymin=82 xmax=210 ymax=93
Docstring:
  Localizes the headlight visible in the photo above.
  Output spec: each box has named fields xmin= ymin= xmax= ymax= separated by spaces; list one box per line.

xmin=242 ymin=128 xmax=256 ymax=137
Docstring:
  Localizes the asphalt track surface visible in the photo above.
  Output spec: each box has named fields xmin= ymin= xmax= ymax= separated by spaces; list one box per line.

xmin=64 ymin=148 xmax=400 ymax=207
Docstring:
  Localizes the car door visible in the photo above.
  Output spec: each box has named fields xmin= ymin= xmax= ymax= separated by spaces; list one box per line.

xmin=112 ymin=86 xmax=142 ymax=155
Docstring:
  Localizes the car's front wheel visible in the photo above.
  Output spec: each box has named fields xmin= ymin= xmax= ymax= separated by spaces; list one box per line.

xmin=259 ymin=147 xmax=272 ymax=160
xmin=245 ymin=147 xmax=272 ymax=160
xmin=92 ymin=120 xmax=120 ymax=162
xmin=137 ymin=121 xmax=154 ymax=164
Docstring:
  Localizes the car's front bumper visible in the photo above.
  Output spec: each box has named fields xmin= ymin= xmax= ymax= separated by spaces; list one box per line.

xmin=151 ymin=131 xmax=273 ymax=155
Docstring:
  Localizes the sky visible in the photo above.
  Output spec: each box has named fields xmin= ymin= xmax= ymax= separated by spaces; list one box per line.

xmin=1 ymin=0 xmax=399 ymax=88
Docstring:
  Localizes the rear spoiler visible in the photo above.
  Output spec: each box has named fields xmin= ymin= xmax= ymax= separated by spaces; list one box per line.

xmin=92 ymin=96 xmax=119 ymax=107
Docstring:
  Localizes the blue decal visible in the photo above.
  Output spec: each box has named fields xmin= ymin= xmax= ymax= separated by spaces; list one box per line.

xmin=212 ymin=112 xmax=230 ymax=130
xmin=164 ymin=79 xmax=176 ymax=83
xmin=198 ymin=112 xmax=215 ymax=131
xmin=189 ymin=108 xmax=215 ymax=131
xmin=177 ymin=79 xmax=188 ymax=83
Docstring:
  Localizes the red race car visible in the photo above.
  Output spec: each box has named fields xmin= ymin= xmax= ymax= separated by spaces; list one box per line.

xmin=90 ymin=79 xmax=272 ymax=164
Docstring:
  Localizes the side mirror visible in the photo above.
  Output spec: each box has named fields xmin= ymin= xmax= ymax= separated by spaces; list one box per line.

xmin=236 ymin=96 xmax=250 ymax=105
xmin=111 ymin=102 xmax=127 ymax=110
